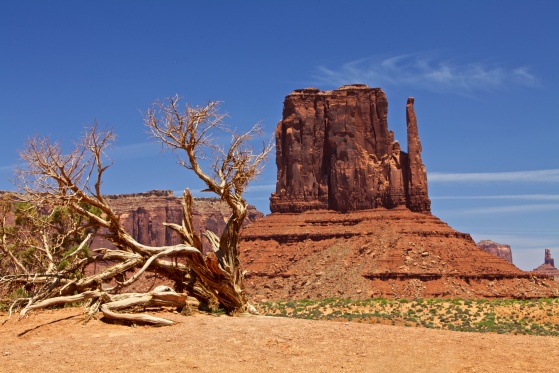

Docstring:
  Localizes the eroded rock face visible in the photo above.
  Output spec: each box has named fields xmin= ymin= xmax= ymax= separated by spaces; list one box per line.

xmin=90 ymin=190 xmax=263 ymax=251
xmin=270 ymin=85 xmax=430 ymax=213
xmin=476 ymin=240 xmax=513 ymax=263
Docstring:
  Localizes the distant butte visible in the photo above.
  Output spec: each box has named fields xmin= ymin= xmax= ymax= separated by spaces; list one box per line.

xmin=476 ymin=240 xmax=513 ymax=263
xmin=240 ymin=85 xmax=559 ymax=300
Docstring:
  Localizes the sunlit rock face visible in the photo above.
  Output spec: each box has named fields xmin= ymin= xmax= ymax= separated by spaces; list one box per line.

xmin=270 ymin=85 xmax=430 ymax=214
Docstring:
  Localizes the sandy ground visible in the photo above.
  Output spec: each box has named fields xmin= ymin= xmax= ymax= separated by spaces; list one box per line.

xmin=1 ymin=308 xmax=559 ymax=373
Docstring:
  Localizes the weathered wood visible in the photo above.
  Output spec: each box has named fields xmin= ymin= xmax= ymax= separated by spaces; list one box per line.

xmin=19 ymin=290 xmax=103 ymax=318
xmin=99 ymin=304 xmax=174 ymax=326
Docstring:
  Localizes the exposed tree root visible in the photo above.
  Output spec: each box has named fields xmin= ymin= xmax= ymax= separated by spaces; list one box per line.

xmin=15 ymin=286 xmax=200 ymax=326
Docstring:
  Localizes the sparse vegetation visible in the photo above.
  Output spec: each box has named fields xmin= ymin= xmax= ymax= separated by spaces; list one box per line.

xmin=259 ymin=297 xmax=559 ymax=336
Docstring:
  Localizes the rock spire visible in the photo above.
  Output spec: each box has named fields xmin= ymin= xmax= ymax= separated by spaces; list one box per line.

xmin=532 ymin=249 xmax=559 ymax=279
xmin=544 ymin=248 xmax=555 ymax=267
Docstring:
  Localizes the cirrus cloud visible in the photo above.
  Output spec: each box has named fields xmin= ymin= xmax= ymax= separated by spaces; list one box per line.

xmin=428 ymin=169 xmax=559 ymax=183
xmin=314 ymin=53 xmax=540 ymax=93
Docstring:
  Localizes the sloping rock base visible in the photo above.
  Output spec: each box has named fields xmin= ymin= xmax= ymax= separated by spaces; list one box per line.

xmin=240 ymin=209 xmax=559 ymax=300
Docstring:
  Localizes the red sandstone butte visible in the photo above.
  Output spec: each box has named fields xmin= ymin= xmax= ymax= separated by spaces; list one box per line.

xmin=476 ymin=240 xmax=513 ymax=263
xmin=239 ymin=85 xmax=559 ymax=300
xmin=270 ymin=85 xmax=430 ymax=213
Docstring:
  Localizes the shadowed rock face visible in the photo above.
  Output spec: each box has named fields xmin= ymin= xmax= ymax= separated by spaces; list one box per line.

xmin=476 ymin=240 xmax=513 ymax=263
xmin=270 ymin=85 xmax=430 ymax=213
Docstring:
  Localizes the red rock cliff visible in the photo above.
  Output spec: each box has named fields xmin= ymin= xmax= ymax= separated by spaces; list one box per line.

xmin=90 ymin=190 xmax=263 ymax=251
xmin=270 ymin=85 xmax=430 ymax=213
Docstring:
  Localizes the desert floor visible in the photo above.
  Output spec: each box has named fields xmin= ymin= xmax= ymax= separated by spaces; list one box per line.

xmin=2 ymin=308 xmax=559 ymax=373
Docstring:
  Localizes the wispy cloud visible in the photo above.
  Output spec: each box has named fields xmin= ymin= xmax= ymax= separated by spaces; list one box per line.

xmin=429 ymin=169 xmax=559 ymax=183
xmin=107 ymin=142 xmax=161 ymax=161
xmin=314 ymin=53 xmax=539 ymax=93
xmin=0 ymin=165 xmax=15 ymax=172
xmin=432 ymin=194 xmax=559 ymax=201
xmin=246 ymin=184 xmax=275 ymax=192
xmin=441 ymin=203 xmax=559 ymax=216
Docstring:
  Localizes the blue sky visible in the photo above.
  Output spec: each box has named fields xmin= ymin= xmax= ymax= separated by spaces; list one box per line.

xmin=0 ymin=1 xmax=557 ymax=271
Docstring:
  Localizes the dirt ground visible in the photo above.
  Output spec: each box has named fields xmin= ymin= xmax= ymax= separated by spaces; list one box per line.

xmin=1 ymin=308 xmax=559 ymax=373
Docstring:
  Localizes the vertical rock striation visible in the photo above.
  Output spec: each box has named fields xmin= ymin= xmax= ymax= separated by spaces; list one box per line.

xmin=270 ymin=85 xmax=430 ymax=213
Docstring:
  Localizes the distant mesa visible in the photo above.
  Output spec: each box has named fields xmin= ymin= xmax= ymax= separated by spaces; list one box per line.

xmin=85 ymin=190 xmax=262 ymax=253
xmin=270 ymin=85 xmax=430 ymax=213
xmin=476 ymin=240 xmax=513 ymax=263
xmin=533 ymin=249 xmax=559 ymax=279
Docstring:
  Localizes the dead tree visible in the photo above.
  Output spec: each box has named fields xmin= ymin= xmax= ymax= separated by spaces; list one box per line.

xmin=2 ymin=97 xmax=271 ymax=325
